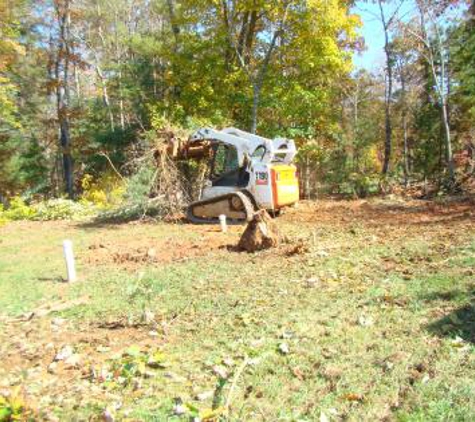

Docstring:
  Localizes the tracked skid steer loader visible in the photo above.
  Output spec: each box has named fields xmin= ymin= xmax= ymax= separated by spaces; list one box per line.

xmin=186 ymin=127 xmax=299 ymax=223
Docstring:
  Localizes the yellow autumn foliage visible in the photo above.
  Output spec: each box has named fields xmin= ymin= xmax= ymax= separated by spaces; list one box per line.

xmin=80 ymin=172 xmax=125 ymax=209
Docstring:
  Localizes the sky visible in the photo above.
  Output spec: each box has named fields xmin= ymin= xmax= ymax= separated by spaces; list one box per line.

xmin=352 ymin=1 xmax=417 ymax=72
xmin=352 ymin=1 xmax=469 ymax=72
xmin=352 ymin=3 xmax=387 ymax=71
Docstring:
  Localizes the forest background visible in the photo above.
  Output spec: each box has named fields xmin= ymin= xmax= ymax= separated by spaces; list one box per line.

xmin=1 ymin=0 xmax=475 ymax=219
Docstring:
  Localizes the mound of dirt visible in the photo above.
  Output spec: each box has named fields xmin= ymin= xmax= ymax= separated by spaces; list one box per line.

xmin=238 ymin=210 xmax=280 ymax=252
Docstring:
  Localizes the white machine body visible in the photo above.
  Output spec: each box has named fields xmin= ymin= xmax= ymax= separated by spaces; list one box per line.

xmin=190 ymin=127 xmax=299 ymax=211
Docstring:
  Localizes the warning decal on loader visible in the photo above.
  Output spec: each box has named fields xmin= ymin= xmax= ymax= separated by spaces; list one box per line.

xmin=256 ymin=172 xmax=269 ymax=185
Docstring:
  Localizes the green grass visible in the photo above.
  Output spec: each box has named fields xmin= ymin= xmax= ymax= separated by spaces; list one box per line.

xmin=1 ymin=200 xmax=475 ymax=421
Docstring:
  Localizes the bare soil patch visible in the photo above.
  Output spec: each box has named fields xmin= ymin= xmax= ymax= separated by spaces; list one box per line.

xmin=283 ymin=198 xmax=475 ymax=228
xmin=82 ymin=225 xmax=239 ymax=271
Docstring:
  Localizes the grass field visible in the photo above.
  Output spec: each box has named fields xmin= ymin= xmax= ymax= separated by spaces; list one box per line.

xmin=1 ymin=198 xmax=475 ymax=421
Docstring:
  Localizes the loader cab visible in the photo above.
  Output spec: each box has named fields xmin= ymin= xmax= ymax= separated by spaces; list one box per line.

xmin=210 ymin=143 xmax=250 ymax=188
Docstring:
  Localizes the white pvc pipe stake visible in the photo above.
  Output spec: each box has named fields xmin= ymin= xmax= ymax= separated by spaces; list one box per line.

xmin=219 ymin=214 xmax=228 ymax=233
xmin=63 ymin=240 xmax=77 ymax=282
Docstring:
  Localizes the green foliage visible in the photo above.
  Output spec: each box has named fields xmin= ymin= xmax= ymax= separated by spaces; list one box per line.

xmin=1 ymin=0 xmax=474 ymax=198
xmin=451 ymin=20 xmax=475 ymax=134
xmin=0 ymin=136 xmax=50 ymax=198
xmin=412 ymin=87 xmax=444 ymax=179
xmin=33 ymin=199 xmax=97 ymax=221
xmin=104 ymin=347 xmax=166 ymax=389
xmin=0 ymin=76 xmax=20 ymax=131
xmin=0 ymin=198 xmax=98 ymax=222
xmin=0 ymin=2 xmax=25 ymax=133
xmin=124 ymin=274 xmax=158 ymax=314
xmin=123 ymin=160 xmax=156 ymax=206
xmin=347 ymin=173 xmax=381 ymax=197
xmin=1 ymin=197 xmax=37 ymax=220
xmin=0 ymin=389 xmax=31 ymax=422
xmin=0 ymin=205 xmax=7 ymax=226
xmin=80 ymin=172 xmax=125 ymax=209
xmin=0 ymin=2 xmax=49 ymax=198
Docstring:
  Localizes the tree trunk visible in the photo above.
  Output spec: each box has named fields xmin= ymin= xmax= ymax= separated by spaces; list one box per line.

xmin=440 ymin=53 xmax=455 ymax=184
xmin=399 ymin=61 xmax=410 ymax=186
xmin=74 ymin=62 xmax=81 ymax=100
xmin=305 ymin=156 xmax=311 ymax=199
xmin=353 ymin=83 xmax=359 ymax=172
xmin=0 ymin=193 xmax=8 ymax=208
xmin=60 ymin=116 xmax=74 ymax=198
xmin=402 ymin=115 xmax=409 ymax=185
xmin=379 ymin=0 xmax=393 ymax=175
xmin=249 ymin=27 xmax=280 ymax=134
xmin=55 ymin=0 xmax=74 ymax=199
xmin=166 ymin=0 xmax=181 ymax=100
xmin=251 ymin=84 xmax=260 ymax=134
xmin=221 ymin=0 xmax=233 ymax=72
xmin=237 ymin=11 xmax=249 ymax=59
xmin=118 ymin=71 xmax=125 ymax=130
xmin=382 ymin=99 xmax=392 ymax=175
xmin=441 ymin=99 xmax=455 ymax=182
xmin=418 ymin=1 xmax=455 ymax=184
xmin=96 ymin=63 xmax=115 ymax=131
xmin=93 ymin=3 xmax=115 ymax=131
xmin=167 ymin=0 xmax=180 ymax=42
xmin=226 ymin=5 xmax=288 ymax=134
xmin=245 ymin=11 xmax=258 ymax=64
xmin=434 ymin=18 xmax=455 ymax=184
xmin=112 ymin=10 xmax=126 ymax=130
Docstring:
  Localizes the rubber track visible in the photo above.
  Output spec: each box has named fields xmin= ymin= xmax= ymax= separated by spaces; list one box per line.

xmin=187 ymin=191 xmax=255 ymax=224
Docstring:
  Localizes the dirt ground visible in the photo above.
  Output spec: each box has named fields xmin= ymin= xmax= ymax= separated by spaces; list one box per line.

xmin=1 ymin=197 xmax=475 ymax=420
xmin=82 ymin=226 xmax=236 ymax=270
xmin=77 ymin=197 xmax=475 ymax=270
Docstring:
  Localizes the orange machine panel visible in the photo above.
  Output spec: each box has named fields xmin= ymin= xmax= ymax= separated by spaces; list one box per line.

xmin=271 ymin=165 xmax=300 ymax=208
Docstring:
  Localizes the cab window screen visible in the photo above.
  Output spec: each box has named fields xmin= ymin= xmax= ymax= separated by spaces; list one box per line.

xmin=213 ymin=144 xmax=238 ymax=177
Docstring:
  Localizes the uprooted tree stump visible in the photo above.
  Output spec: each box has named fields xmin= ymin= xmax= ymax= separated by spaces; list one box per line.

xmin=238 ymin=210 xmax=280 ymax=252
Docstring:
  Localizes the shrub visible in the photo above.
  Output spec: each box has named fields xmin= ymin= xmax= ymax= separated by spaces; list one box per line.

xmin=80 ymin=172 xmax=125 ymax=209
xmin=33 ymin=199 xmax=97 ymax=221
xmin=2 ymin=197 xmax=36 ymax=220
xmin=0 ymin=197 xmax=98 ymax=222
xmin=124 ymin=161 xmax=156 ymax=206
xmin=348 ymin=173 xmax=380 ymax=197
xmin=0 ymin=205 xmax=8 ymax=226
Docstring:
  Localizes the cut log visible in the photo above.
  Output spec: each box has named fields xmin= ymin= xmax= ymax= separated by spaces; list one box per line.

xmin=153 ymin=132 xmax=212 ymax=162
xmin=238 ymin=210 xmax=280 ymax=252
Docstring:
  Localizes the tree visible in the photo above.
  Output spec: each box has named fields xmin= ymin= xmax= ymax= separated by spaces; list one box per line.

xmin=221 ymin=1 xmax=291 ymax=133
xmin=392 ymin=30 xmax=420 ymax=185
xmin=0 ymin=0 xmax=24 ymax=131
xmin=452 ymin=0 xmax=475 ymax=129
xmin=403 ymin=0 xmax=456 ymax=184
xmin=342 ymin=70 xmax=382 ymax=173
xmin=0 ymin=0 xmax=25 ymax=199
xmin=51 ymin=0 xmax=75 ymax=198
xmin=156 ymin=0 xmax=360 ymax=134
xmin=1 ymin=0 xmax=367 ymax=200
xmin=374 ymin=0 xmax=405 ymax=175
